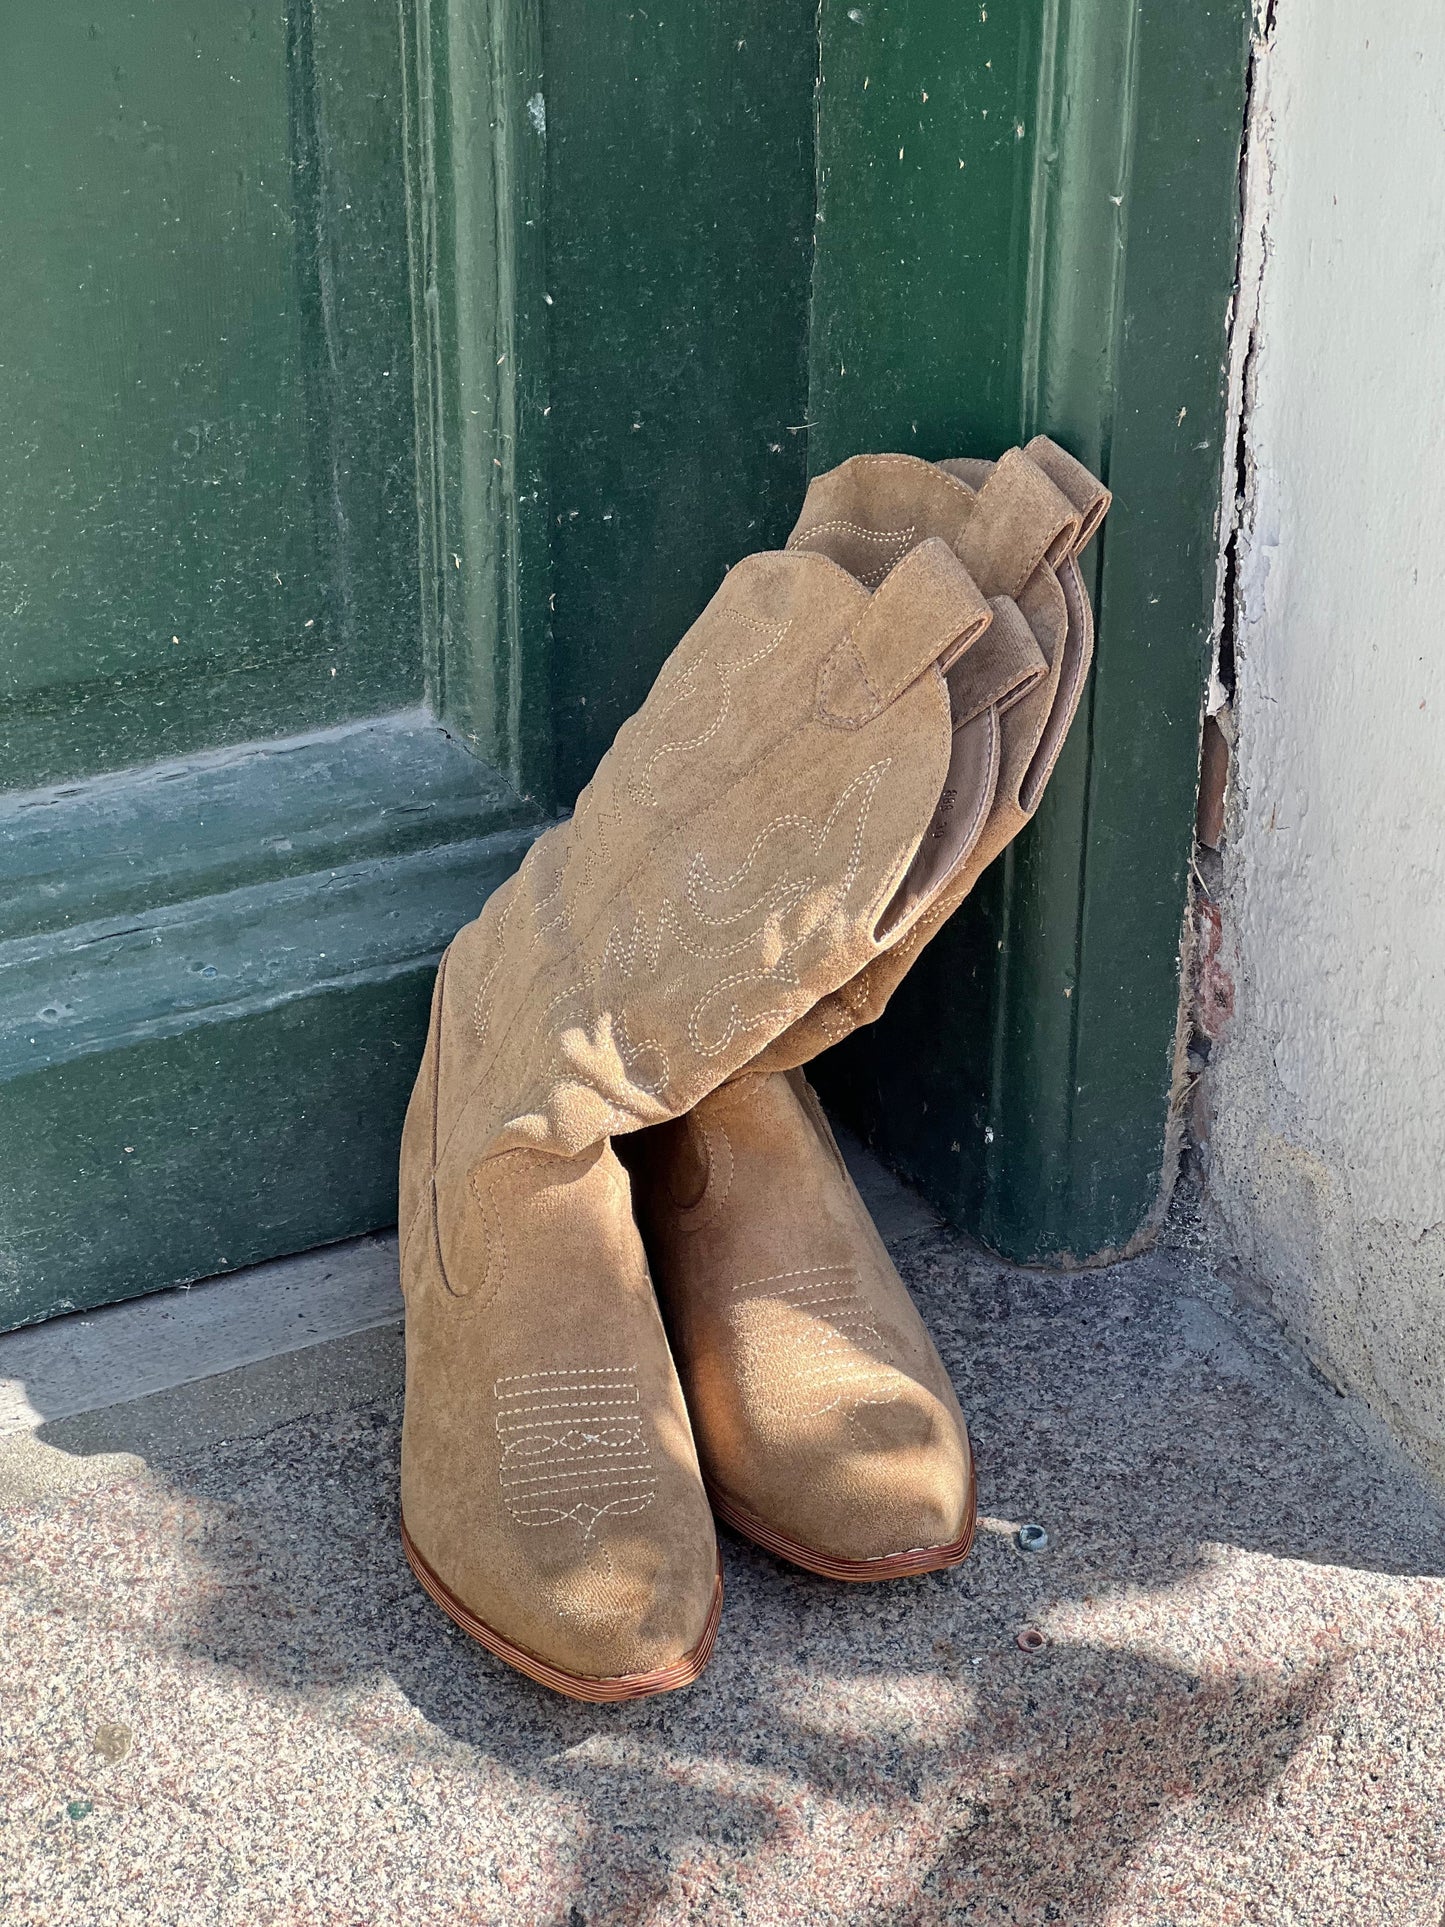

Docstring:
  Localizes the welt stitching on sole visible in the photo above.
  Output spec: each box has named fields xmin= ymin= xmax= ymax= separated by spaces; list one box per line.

xmin=703 ymin=1433 xmax=979 ymax=1584
xmin=400 ymin=1515 xmax=722 ymax=1703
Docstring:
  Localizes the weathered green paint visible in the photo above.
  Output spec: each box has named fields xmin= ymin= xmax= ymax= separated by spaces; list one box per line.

xmin=541 ymin=0 xmax=817 ymax=804
xmin=810 ymin=0 xmax=1252 ymax=1259
xmin=807 ymin=0 xmax=1045 ymax=467
xmin=400 ymin=0 xmax=553 ymax=797
xmin=0 ymin=718 xmax=539 ymax=1325
xmin=0 ymin=0 xmax=419 ymax=790
xmin=1061 ymin=1 xmax=1254 ymax=1254
xmin=401 ymin=0 xmax=817 ymax=810
xmin=0 ymin=3 xmax=544 ymax=1327
xmin=3 ymin=977 xmax=431 ymax=1323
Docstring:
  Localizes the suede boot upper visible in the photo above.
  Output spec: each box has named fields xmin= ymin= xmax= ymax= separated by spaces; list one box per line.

xmin=752 ymin=435 xmax=1110 ymax=1073
xmin=630 ymin=437 xmax=1109 ymax=1578
xmin=628 ymin=1068 xmax=975 ymax=1570
xmin=398 ymin=498 xmax=1033 ymax=1687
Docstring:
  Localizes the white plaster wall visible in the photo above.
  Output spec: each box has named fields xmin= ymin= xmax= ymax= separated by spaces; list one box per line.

xmin=1209 ymin=0 xmax=1445 ymax=1480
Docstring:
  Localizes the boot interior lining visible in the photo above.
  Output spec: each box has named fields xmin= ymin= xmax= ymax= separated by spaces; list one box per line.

xmin=1020 ymin=557 xmax=1089 ymax=816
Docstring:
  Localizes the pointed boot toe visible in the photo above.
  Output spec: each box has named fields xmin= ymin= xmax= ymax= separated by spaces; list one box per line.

xmin=521 ymin=1502 xmax=722 ymax=1686
xmin=629 ymin=1070 xmax=977 ymax=1581
xmin=707 ymin=1356 xmax=977 ymax=1580
xmin=401 ymin=1500 xmax=722 ymax=1700
xmin=826 ymin=1380 xmax=975 ymax=1553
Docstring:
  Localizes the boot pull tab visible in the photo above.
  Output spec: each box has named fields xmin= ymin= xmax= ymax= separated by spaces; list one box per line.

xmin=816 ymin=538 xmax=992 ymax=730
xmin=1024 ymin=435 xmax=1112 ymax=551
xmin=937 ymin=439 xmax=1109 ymax=559
xmin=947 ymin=596 xmax=1050 ymax=731
xmin=952 ymin=447 xmax=1085 ymax=601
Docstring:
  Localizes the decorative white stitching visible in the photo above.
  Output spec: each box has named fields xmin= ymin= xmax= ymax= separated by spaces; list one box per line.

xmin=471 ymin=884 xmax=517 ymax=1045
xmin=495 ymin=1394 xmax=649 ymax=1411
xmin=727 ymin=1267 xmax=902 ymax=1423
xmin=614 ymin=1011 xmax=670 ymax=1097
xmin=508 ymin=1497 xmax=657 ymax=1529
xmin=429 ymin=551 xmax=931 ymax=1181
xmin=859 ymin=453 xmax=978 ymax=501
xmin=428 ymin=636 xmax=874 ymax=1173
xmin=736 ymin=1284 xmax=858 ymax=1313
xmin=496 ymin=1393 xmax=649 ymax=1410
xmin=788 ymin=518 xmax=915 ymax=544
xmin=454 ymin=1162 xmax=505 ymax=1306
xmin=494 ymin=1366 xmax=657 ymax=1538
xmin=508 ymin=1480 xmax=657 ymax=1501
xmin=666 ymin=1113 xmax=734 ymax=1229
xmin=501 ymin=1462 xmax=654 ymax=1492
xmin=502 ymin=1464 xmax=655 ymax=1483
xmin=495 ymin=1367 xmax=644 ymax=1384
xmin=682 ymin=813 xmax=812 ymax=914
xmin=701 ymin=1117 xmax=733 ymax=1214
xmin=493 ymin=754 xmax=893 ymax=1112
xmin=730 ymin=1263 xmax=855 ymax=1293
xmin=499 ymin=1407 xmax=649 ymax=1430
xmin=788 ymin=520 xmax=916 ymax=588
xmin=627 ymin=610 xmax=792 ymax=810
xmin=685 ymin=762 xmax=889 ymax=1056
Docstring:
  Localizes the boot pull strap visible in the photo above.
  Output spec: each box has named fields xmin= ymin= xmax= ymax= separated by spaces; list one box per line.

xmin=816 ymin=538 xmax=991 ymax=730
xmin=952 ymin=447 xmax=1084 ymax=600
xmin=1024 ymin=435 xmax=1111 ymax=550
xmin=947 ymin=595 xmax=1049 ymax=731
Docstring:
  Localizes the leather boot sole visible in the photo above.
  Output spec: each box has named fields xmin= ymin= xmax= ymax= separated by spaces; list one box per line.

xmin=704 ymin=1447 xmax=979 ymax=1583
xmin=400 ymin=1515 xmax=723 ymax=1702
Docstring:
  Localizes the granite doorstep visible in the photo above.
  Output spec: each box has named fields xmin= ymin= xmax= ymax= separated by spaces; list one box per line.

xmin=3 ymin=1194 xmax=1444 ymax=1926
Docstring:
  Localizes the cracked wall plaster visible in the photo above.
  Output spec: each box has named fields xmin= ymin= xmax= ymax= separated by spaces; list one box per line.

xmin=1207 ymin=0 xmax=1445 ymax=1485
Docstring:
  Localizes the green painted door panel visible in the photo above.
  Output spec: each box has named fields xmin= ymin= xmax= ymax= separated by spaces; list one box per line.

xmin=0 ymin=0 xmax=420 ymax=789
xmin=0 ymin=715 xmax=537 ymax=1324
xmin=542 ymin=0 xmax=818 ymax=802
xmin=0 ymin=5 xmax=545 ymax=1327
xmin=5 ymin=980 xmax=433 ymax=1318
xmin=807 ymin=0 xmax=1046 ymax=470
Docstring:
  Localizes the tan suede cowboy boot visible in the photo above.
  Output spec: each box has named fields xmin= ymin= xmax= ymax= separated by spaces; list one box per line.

xmin=628 ymin=438 xmax=1109 ymax=1581
xmin=399 ymin=508 xmax=1009 ymax=1695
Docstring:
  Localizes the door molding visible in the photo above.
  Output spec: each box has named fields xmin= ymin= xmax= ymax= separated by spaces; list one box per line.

xmin=808 ymin=0 xmax=1253 ymax=1261
xmin=400 ymin=0 xmax=552 ymax=798
xmin=0 ymin=715 xmax=539 ymax=1324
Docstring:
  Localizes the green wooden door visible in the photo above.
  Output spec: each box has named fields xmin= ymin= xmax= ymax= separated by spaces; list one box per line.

xmin=0 ymin=1 xmax=542 ymax=1325
xmin=1 ymin=0 xmax=1249 ymax=1328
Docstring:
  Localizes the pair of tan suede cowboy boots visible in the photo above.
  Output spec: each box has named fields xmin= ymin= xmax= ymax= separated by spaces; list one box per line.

xmin=397 ymin=438 xmax=1109 ymax=1700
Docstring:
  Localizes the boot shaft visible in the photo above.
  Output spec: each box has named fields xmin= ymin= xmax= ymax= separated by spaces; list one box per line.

xmin=432 ymin=535 xmax=1000 ymax=1170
